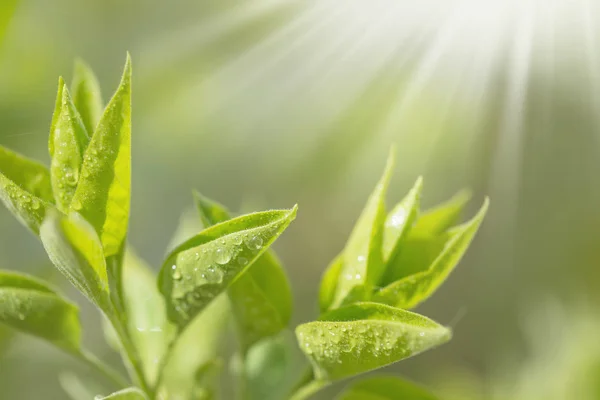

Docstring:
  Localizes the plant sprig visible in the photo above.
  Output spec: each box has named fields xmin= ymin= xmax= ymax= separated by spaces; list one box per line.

xmin=0 ymin=57 xmax=488 ymax=400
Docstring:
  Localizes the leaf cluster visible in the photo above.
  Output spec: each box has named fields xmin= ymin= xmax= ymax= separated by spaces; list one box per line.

xmin=0 ymin=57 xmax=488 ymax=400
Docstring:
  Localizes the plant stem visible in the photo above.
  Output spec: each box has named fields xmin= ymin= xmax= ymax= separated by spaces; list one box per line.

xmin=107 ymin=312 xmax=153 ymax=397
xmin=288 ymin=380 xmax=328 ymax=400
xmin=78 ymin=349 xmax=129 ymax=389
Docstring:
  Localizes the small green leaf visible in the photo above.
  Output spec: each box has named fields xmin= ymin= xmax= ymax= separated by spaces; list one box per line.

xmin=381 ymin=234 xmax=448 ymax=285
xmin=122 ymin=249 xmax=175 ymax=385
xmin=97 ymin=388 xmax=148 ymax=400
xmin=0 ymin=270 xmax=81 ymax=353
xmin=0 ymin=146 xmax=55 ymax=234
xmin=193 ymin=190 xmax=230 ymax=228
xmin=411 ymin=190 xmax=471 ymax=236
xmin=373 ymin=198 xmax=489 ymax=309
xmin=193 ymin=191 xmax=293 ymax=351
xmin=337 ymin=375 xmax=439 ymax=400
xmin=70 ymin=54 xmax=132 ymax=259
xmin=159 ymin=295 xmax=229 ymax=399
xmin=159 ymin=206 xmax=297 ymax=328
xmin=319 ymin=254 xmax=343 ymax=313
xmin=40 ymin=211 xmax=110 ymax=311
xmin=0 ymin=145 xmax=54 ymax=203
xmin=332 ymin=148 xmax=395 ymax=307
xmin=245 ymin=331 xmax=307 ymax=400
xmin=382 ymin=176 xmax=423 ymax=262
xmin=295 ymin=302 xmax=451 ymax=381
xmin=49 ymin=80 xmax=90 ymax=212
xmin=71 ymin=59 xmax=104 ymax=134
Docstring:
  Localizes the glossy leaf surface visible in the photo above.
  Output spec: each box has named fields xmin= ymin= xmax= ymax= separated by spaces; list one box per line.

xmin=332 ymin=149 xmax=395 ymax=307
xmin=382 ymin=176 xmax=422 ymax=262
xmin=194 ymin=192 xmax=293 ymax=350
xmin=70 ymin=55 xmax=132 ymax=258
xmin=373 ymin=199 xmax=489 ymax=309
xmin=0 ymin=270 xmax=81 ymax=353
xmin=159 ymin=207 xmax=297 ymax=328
xmin=296 ymin=302 xmax=451 ymax=381
xmin=49 ymin=80 xmax=90 ymax=211
xmin=40 ymin=211 xmax=110 ymax=310
xmin=0 ymin=146 xmax=54 ymax=234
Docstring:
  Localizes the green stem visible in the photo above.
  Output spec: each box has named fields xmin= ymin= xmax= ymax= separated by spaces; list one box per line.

xmin=289 ymin=380 xmax=328 ymax=400
xmin=78 ymin=349 xmax=129 ymax=389
xmin=107 ymin=312 xmax=153 ymax=397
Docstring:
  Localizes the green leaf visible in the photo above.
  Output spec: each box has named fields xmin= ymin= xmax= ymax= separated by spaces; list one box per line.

xmin=411 ymin=190 xmax=471 ymax=236
xmin=71 ymin=59 xmax=104 ymax=135
xmin=0 ymin=146 xmax=55 ymax=234
xmin=49 ymin=79 xmax=90 ymax=212
xmin=332 ymin=148 xmax=395 ymax=308
xmin=159 ymin=294 xmax=229 ymax=399
xmin=0 ymin=270 xmax=81 ymax=353
xmin=319 ymin=254 xmax=343 ymax=313
xmin=381 ymin=234 xmax=448 ymax=285
xmin=122 ymin=249 xmax=175 ymax=385
xmin=193 ymin=190 xmax=230 ymax=228
xmin=245 ymin=331 xmax=307 ymax=400
xmin=0 ymin=145 xmax=54 ymax=202
xmin=193 ymin=191 xmax=293 ymax=351
xmin=97 ymin=388 xmax=148 ymax=400
xmin=295 ymin=302 xmax=451 ymax=381
xmin=40 ymin=211 xmax=110 ymax=311
xmin=159 ymin=206 xmax=297 ymax=328
xmin=373 ymin=198 xmax=489 ymax=309
xmin=70 ymin=54 xmax=132 ymax=259
xmin=337 ymin=376 xmax=439 ymax=400
xmin=382 ymin=176 xmax=423 ymax=262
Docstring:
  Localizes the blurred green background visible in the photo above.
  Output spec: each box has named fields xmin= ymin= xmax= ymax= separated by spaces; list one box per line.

xmin=1 ymin=0 xmax=600 ymax=399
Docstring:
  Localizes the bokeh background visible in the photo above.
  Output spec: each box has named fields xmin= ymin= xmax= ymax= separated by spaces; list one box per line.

xmin=1 ymin=0 xmax=600 ymax=399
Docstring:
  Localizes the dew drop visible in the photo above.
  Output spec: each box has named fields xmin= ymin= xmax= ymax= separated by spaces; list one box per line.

xmin=246 ymin=235 xmax=263 ymax=250
xmin=72 ymin=199 xmax=82 ymax=211
xmin=172 ymin=266 xmax=182 ymax=280
xmin=233 ymin=235 xmax=243 ymax=245
xmin=31 ymin=199 xmax=40 ymax=210
xmin=238 ymin=257 xmax=248 ymax=266
xmin=215 ymin=248 xmax=232 ymax=265
xmin=17 ymin=313 xmax=25 ymax=321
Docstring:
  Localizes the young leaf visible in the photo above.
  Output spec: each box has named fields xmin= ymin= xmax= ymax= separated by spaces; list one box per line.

xmin=319 ymin=254 xmax=343 ymax=313
xmin=49 ymin=80 xmax=90 ymax=212
xmin=382 ymin=176 xmax=423 ymax=262
xmin=159 ymin=295 xmax=229 ymax=399
xmin=194 ymin=191 xmax=293 ymax=351
xmin=332 ymin=148 xmax=395 ymax=307
xmin=40 ymin=211 xmax=110 ymax=311
xmin=380 ymin=234 xmax=448 ymax=285
xmin=0 ymin=270 xmax=81 ymax=353
xmin=0 ymin=145 xmax=54 ymax=202
xmin=295 ymin=302 xmax=451 ymax=381
xmin=159 ymin=207 xmax=297 ymax=328
xmin=337 ymin=375 xmax=439 ymax=400
xmin=97 ymin=388 xmax=148 ymax=400
xmin=411 ymin=190 xmax=471 ymax=236
xmin=71 ymin=59 xmax=104 ymax=134
xmin=122 ymin=250 xmax=175 ymax=385
xmin=0 ymin=146 xmax=55 ymax=234
xmin=70 ymin=54 xmax=132 ymax=259
xmin=373 ymin=198 xmax=489 ymax=309
xmin=245 ymin=331 xmax=307 ymax=400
